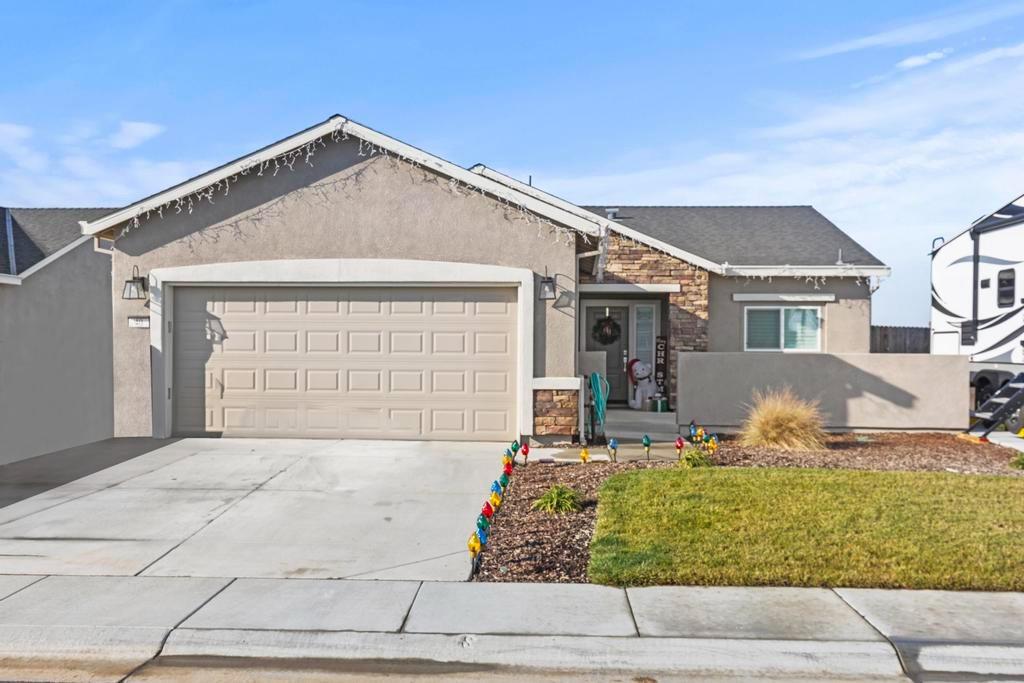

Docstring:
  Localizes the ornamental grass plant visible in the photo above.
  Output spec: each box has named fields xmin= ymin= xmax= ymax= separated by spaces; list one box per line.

xmin=738 ymin=387 xmax=827 ymax=451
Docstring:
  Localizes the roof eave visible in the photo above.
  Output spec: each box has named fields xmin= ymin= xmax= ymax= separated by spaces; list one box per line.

xmin=81 ymin=117 xmax=601 ymax=238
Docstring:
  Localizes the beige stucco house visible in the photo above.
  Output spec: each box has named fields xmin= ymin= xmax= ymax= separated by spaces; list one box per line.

xmin=3 ymin=114 xmax=890 ymax=456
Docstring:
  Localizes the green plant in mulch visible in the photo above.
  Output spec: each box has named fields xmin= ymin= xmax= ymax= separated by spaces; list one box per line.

xmin=531 ymin=484 xmax=582 ymax=514
xmin=678 ymin=446 xmax=713 ymax=469
xmin=1011 ymin=453 xmax=1024 ymax=470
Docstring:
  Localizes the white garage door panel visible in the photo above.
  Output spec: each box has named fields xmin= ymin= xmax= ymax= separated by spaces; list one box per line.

xmin=172 ymin=286 xmax=517 ymax=440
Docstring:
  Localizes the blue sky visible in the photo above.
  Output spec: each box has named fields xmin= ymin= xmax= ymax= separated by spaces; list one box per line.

xmin=3 ymin=1 xmax=1024 ymax=324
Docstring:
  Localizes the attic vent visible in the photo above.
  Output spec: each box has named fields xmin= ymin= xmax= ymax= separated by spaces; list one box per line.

xmin=605 ymin=207 xmax=619 ymax=220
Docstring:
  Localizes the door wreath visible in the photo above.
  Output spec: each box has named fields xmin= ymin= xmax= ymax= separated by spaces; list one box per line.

xmin=591 ymin=316 xmax=622 ymax=345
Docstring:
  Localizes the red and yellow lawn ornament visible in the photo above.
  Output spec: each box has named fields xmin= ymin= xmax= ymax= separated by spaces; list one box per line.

xmin=675 ymin=436 xmax=685 ymax=460
xmin=482 ymin=500 xmax=494 ymax=518
xmin=521 ymin=442 xmax=530 ymax=465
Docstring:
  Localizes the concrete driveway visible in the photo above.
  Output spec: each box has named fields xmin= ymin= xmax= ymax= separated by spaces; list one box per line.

xmin=0 ymin=439 xmax=501 ymax=581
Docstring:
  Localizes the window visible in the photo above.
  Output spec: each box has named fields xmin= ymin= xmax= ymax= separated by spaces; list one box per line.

xmin=997 ymin=269 xmax=1015 ymax=308
xmin=745 ymin=306 xmax=821 ymax=352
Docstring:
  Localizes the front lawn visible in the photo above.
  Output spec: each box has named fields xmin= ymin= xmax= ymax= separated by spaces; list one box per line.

xmin=589 ymin=467 xmax=1024 ymax=590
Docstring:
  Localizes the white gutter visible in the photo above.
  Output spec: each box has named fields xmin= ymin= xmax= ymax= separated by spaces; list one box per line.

xmin=81 ymin=116 xmax=602 ymax=238
xmin=722 ymin=264 xmax=892 ymax=278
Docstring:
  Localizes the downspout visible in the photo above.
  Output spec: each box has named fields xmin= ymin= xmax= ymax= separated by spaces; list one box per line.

xmin=4 ymin=208 xmax=16 ymax=275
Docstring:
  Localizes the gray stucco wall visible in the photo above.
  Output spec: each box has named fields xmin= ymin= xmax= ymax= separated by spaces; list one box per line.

xmin=0 ymin=241 xmax=113 ymax=464
xmin=676 ymin=352 xmax=969 ymax=431
xmin=111 ymin=138 xmax=578 ymax=437
xmin=708 ymin=275 xmax=872 ymax=353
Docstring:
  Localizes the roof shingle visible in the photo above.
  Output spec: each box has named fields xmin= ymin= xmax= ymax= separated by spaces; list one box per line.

xmin=1 ymin=208 xmax=115 ymax=274
xmin=582 ymin=205 xmax=885 ymax=268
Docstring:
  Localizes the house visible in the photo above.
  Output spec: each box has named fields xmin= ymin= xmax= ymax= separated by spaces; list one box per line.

xmin=66 ymin=114 xmax=889 ymax=445
xmin=0 ymin=207 xmax=115 ymax=464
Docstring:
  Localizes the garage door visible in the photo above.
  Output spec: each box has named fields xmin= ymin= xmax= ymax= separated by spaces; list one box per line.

xmin=172 ymin=286 xmax=517 ymax=440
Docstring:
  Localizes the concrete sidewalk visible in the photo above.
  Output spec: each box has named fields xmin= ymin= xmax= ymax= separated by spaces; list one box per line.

xmin=1 ymin=576 xmax=1022 ymax=681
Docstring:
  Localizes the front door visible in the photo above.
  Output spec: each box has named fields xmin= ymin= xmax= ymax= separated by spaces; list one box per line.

xmin=585 ymin=306 xmax=629 ymax=402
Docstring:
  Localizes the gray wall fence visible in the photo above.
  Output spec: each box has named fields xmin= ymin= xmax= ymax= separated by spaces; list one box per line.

xmin=870 ymin=326 xmax=930 ymax=353
xmin=676 ymin=352 xmax=968 ymax=431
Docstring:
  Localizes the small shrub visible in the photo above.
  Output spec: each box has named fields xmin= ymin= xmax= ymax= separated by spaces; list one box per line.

xmin=679 ymin=446 xmax=713 ymax=468
xmin=1011 ymin=453 xmax=1024 ymax=470
xmin=531 ymin=484 xmax=582 ymax=514
xmin=738 ymin=387 xmax=827 ymax=451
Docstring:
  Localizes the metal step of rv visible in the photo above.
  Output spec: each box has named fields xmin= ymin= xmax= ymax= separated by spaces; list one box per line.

xmin=967 ymin=372 xmax=1024 ymax=439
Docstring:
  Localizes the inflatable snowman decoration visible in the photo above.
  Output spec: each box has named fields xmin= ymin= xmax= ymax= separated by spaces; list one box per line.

xmin=626 ymin=358 xmax=658 ymax=410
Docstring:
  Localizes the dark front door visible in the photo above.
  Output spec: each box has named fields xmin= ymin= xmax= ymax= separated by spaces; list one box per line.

xmin=585 ymin=306 xmax=629 ymax=403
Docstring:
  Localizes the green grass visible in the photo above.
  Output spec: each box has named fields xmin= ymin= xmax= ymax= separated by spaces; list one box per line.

xmin=589 ymin=468 xmax=1024 ymax=589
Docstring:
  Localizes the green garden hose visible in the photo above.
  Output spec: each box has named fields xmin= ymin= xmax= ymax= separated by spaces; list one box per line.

xmin=590 ymin=371 xmax=609 ymax=430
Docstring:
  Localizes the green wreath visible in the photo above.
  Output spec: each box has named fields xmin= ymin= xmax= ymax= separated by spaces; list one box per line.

xmin=591 ymin=316 xmax=622 ymax=345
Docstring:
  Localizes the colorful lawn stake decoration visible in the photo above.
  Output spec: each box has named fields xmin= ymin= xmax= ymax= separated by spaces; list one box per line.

xmin=477 ymin=513 xmax=490 ymax=530
xmin=482 ymin=500 xmax=494 ymax=518
xmin=511 ymin=440 xmax=520 ymax=454
xmin=489 ymin=491 xmax=502 ymax=510
xmin=477 ymin=526 xmax=489 ymax=545
xmin=580 ymin=447 xmax=590 ymax=463
xmin=499 ymin=472 xmax=510 ymax=489
xmin=607 ymin=437 xmax=618 ymax=462
xmin=675 ymin=436 xmax=685 ymax=460
xmin=467 ymin=532 xmax=481 ymax=558
xmin=689 ymin=420 xmax=698 ymax=441
xmin=521 ymin=442 xmax=530 ymax=465
xmin=503 ymin=462 xmax=513 ymax=476
xmin=642 ymin=434 xmax=652 ymax=460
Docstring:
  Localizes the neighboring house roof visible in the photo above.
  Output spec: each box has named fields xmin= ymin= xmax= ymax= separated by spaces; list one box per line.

xmin=0 ymin=207 xmax=114 ymax=284
xmin=581 ymin=205 xmax=886 ymax=270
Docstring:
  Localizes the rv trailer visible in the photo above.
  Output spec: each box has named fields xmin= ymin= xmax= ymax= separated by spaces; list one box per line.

xmin=930 ymin=192 xmax=1024 ymax=429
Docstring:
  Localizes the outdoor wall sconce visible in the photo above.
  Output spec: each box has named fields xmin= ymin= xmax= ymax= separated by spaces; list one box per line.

xmin=539 ymin=270 xmax=557 ymax=301
xmin=122 ymin=265 xmax=148 ymax=300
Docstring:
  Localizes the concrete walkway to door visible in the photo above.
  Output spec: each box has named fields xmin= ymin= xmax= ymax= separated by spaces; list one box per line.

xmin=0 ymin=439 xmax=505 ymax=581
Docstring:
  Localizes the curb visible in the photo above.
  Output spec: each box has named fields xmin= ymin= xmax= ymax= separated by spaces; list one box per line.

xmin=896 ymin=640 xmax=1024 ymax=678
xmin=160 ymin=629 xmax=907 ymax=679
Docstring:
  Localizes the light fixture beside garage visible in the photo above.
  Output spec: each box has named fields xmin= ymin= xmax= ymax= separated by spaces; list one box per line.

xmin=539 ymin=270 xmax=557 ymax=301
xmin=121 ymin=265 xmax=148 ymax=300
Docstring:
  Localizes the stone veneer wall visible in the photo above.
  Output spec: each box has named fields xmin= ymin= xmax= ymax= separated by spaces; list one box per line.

xmin=533 ymin=389 xmax=579 ymax=439
xmin=580 ymin=233 xmax=710 ymax=393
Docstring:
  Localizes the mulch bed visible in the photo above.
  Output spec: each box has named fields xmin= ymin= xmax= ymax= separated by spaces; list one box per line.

xmin=474 ymin=433 xmax=1021 ymax=584
xmin=714 ymin=432 xmax=1021 ymax=476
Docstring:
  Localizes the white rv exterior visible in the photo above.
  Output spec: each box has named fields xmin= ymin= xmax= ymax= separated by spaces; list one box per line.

xmin=931 ymin=193 xmax=1024 ymax=406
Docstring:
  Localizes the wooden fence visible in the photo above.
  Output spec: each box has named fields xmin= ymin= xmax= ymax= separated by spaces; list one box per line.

xmin=870 ymin=326 xmax=930 ymax=354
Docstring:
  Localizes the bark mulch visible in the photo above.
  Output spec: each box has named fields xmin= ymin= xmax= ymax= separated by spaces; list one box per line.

xmin=473 ymin=433 xmax=1021 ymax=584
xmin=713 ymin=431 xmax=1021 ymax=476
xmin=474 ymin=460 xmax=669 ymax=583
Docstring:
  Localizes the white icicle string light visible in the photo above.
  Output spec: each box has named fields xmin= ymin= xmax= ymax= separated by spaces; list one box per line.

xmin=119 ymin=120 xmax=577 ymax=245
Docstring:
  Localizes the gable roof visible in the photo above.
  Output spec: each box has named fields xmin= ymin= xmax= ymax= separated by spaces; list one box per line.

xmin=582 ymin=205 xmax=886 ymax=269
xmin=79 ymin=115 xmax=602 ymax=238
xmin=74 ymin=113 xmax=887 ymax=279
xmin=1 ymin=207 xmax=114 ymax=277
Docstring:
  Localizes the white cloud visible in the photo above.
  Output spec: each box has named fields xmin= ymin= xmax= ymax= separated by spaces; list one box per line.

xmin=0 ymin=123 xmax=47 ymax=172
xmin=529 ymin=42 xmax=1024 ymax=325
xmin=107 ymin=120 xmax=166 ymax=149
xmin=896 ymin=48 xmax=952 ymax=70
xmin=798 ymin=1 xmax=1024 ymax=59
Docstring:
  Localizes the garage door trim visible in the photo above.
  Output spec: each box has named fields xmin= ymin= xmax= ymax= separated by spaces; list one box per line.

xmin=147 ymin=259 xmax=535 ymax=439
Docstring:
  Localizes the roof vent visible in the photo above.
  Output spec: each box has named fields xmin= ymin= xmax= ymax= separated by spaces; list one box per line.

xmin=605 ymin=207 xmax=619 ymax=220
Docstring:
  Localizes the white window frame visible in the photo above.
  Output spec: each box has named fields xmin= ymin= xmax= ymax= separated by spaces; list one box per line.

xmin=743 ymin=305 xmax=823 ymax=353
